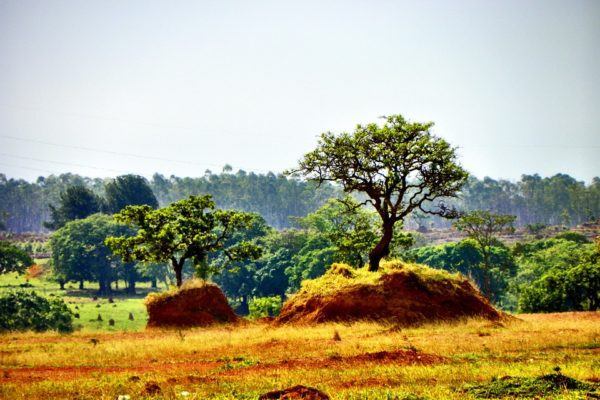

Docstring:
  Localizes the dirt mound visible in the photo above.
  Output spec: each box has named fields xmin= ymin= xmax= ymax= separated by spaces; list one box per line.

xmin=259 ymin=385 xmax=330 ymax=399
xmin=276 ymin=261 xmax=502 ymax=325
xmin=145 ymin=282 xmax=238 ymax=328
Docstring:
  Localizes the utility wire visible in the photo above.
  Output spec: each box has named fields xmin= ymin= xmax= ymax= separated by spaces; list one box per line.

xmin=0 ymin=152 xmax=131 ymax=174
xmin=0 ymin=135 xmax=272 ymax=174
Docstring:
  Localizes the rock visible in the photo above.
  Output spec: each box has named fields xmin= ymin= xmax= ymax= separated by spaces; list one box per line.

xmin=259 ymin=385 xmax=330 ymax=399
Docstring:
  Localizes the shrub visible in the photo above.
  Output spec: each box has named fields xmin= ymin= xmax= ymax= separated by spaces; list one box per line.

xmin=249 ymin=296 xmax=282 ymax=318
xmin=0 ymin=291 xmax=74 ymax=333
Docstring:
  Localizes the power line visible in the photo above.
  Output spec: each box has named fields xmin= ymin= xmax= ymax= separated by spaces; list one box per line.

xmin=0 ymin=152 xmax=131 ymax=174
xmin=0 ymin=135 xmax=272 ymax=173
xmin=0 ymin=161 xmax=56 ymax=175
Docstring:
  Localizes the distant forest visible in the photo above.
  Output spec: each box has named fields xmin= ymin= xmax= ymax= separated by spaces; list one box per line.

xmin=1 ymin=170 xmax=599 ymax=233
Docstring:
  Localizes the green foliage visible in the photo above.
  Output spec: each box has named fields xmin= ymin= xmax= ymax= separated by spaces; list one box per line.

xmin=513 ymin=237 xmax=599 ymax=312
xmin=0 ymin=240 xmax=33 ymax=274
xmin=49 ymin=213 xmax=133 ymax=294
xmin=104 ymin=174 xmax=158 ymax=214
xmin=463 ymin=370 xmax=599 ymax=398
xmin=107 ymin=195 xmax=263 ymax=287
xmin=0 ymin=290 xmax=73 ymax=333
xmin=294 ymin=197 xmax=379 ymax=268
xmin=44 ymin=185 xmax=103 ymax=230
xmin=518 ymin=261 xmax=599 ymax=312
xmin=406 ymin=239 xmax=517 ymax=305
xmin=248 ymin=296 xmax=282 ymax=318
xmin=290 ymin=114 xmax=468 ymax=271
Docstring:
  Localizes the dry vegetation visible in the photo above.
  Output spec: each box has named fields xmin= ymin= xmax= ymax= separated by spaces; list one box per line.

xmin=1 ymin=312 xmax=598 ymax=399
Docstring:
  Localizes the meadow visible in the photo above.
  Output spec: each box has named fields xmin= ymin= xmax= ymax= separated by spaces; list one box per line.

xmin=1 ymin=310 xmax=599 ymax=398
xmin=1 ymin=269 xmax=599 ymax=399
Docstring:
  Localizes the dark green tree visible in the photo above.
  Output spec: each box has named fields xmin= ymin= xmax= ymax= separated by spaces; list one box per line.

xmin=0 ymin=241 xmax=33 ymax=274
xmin=0 ymin=291 xmax=73 ymax=333
xmin=106 ymin=195 xmax=262 ymax=287
xmin=104 ymin=174 xmax=158 ymax=214
xmin=290 ymin=114 xmax=468 ymax=271
xmin=44 ymin=185 xmax=103 ymax=230
xmin=50 ymin=214 xmax=131 ymax=294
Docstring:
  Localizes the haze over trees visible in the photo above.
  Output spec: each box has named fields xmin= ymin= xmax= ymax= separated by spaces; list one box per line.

xmin=290 ymin=114 xmax=468 ymax=271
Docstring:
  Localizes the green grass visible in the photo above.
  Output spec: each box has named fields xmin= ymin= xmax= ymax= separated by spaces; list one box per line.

xmin=0 ymin=270 xmax=152 ymax=332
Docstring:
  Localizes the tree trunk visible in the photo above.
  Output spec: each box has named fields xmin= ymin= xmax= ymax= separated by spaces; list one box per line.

xmin=172 ymin=259 xmax=184 ymax=288
xmin=238 ymin=295 xmax=249 ymax=315
xmin=98 ymin=280 xmax=112 ymax=296
xmin=368 ymin=220 xmax=395 ymax=272
xmin=151 ymin=278 xmax=157 ymax=289
xmin=59 ymin=280 xmax=65 ymax=290
xmin=79 ymin=280 xmax=84 ymax=290
xmin=127 ymin=277 xmax=136 ymax=295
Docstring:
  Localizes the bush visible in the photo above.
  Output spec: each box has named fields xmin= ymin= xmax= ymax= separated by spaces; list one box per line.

xmin=249 ymin=296 xmax=282 ymax=319
xmin=0 ymin=291 xmax=74 ymax=333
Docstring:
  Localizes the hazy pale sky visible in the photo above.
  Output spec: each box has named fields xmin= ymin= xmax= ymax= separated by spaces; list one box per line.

xmin=1 ymin=0 xmax=599 ymax=183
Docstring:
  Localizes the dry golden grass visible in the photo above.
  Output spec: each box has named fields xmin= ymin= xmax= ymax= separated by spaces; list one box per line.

xmin=0 ymin=312 xmax=598 ymax=399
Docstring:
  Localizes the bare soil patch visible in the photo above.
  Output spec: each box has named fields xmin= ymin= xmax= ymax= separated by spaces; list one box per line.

xmin=146 ymin=283 xmax=238 ymax=328
xmin=276 ymin=264 xmax=502 ymax=325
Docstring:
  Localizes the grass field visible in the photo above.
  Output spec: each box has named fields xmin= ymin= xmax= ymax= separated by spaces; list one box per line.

xmin=0 ymin=268 xmax=151 ymax=332
xmin=1 ymin=312 xmax=598 ymax=399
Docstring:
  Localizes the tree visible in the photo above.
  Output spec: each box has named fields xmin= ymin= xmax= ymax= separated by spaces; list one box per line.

xmin=454 ymin=210 xmax=516 ymax=271
xmin=453 ymin=210 xmax=515 ymax=297
xmin=106 ymin=195 xmax=263 ymax=287
xmin=0 ymin=241 xmax=33 ymax=274
xmin=50 ymin=214 xmax=132 ymax=294
xmin=44 ymin=185 xmax=103 ymax=230
xmin=104 ymin=174 xmax=158 ymax=214
xmin=294 ymin=197 xmax=379 ymax=268
xmin=407 ymin=239 xmax=517 ymax=305
xmin=290 ymin=114 xmax=468 ymax=271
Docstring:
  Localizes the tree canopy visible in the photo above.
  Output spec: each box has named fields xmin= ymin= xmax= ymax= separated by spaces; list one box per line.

xmin=106 ymin=195 xmax=263 ymax=287
xmin=49 ymin=213 xmax=132 ymax=294
xmin=44 ymin=185 xmax=103 ymax=230
xmin=104 ymin=174 xmax=158 ymax=214
xmin=290 ymin=114 xmax=468 ymax=271
xmin=0 ymin=240 xmax=33 ymax=275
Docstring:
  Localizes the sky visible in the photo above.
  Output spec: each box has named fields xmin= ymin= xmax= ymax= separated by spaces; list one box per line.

xmin=1 ymin=0 xmax=599 ymax=183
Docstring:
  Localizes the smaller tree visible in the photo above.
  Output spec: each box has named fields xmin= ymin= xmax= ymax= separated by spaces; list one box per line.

xmin=104 ymin=174 xmax=158 ymax=214
xmin=454 ymin=210 xmax=515 ymax=297
xmin=0 ymin=241 xmax=33 ymax=275
xmin=44 ymin=185 xmax=103 ymax=230
xmin=50 ymin=214 xmax=131 ymax=294
xmin=106 ymin=195 xmax=263 ymax=287
xmin=0 ymin=291 xmax=73 ymax=333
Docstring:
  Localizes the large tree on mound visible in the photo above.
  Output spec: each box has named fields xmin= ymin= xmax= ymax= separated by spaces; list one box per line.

xmin=106 ymin=195 xmax=262 ymax=287
xmin=290 ymin=114 xmax=468 ymax=271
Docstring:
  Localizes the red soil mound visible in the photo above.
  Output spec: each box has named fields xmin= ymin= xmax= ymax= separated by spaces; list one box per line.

xmin=259 ymin=385 xmax=330 ymax=400
xmin=145 ymin=283 xmax=238 ymax=328
xmin=276 ymin=264 xmax=502 ymax=325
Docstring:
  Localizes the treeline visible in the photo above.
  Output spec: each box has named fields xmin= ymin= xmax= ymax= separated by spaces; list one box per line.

xmin=1 ymin=171 xmax=599 ymax=233
xmin=459 ymin=174 xmax=600 ymax=227
xmin=0 ymin=170 xmax=338 ymax=232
